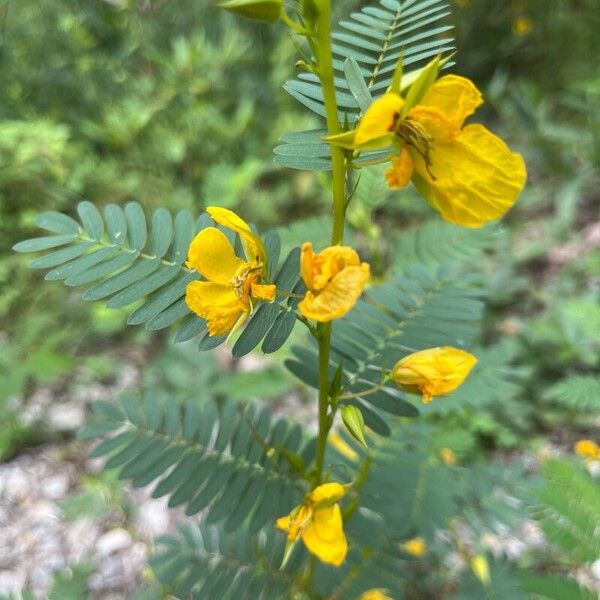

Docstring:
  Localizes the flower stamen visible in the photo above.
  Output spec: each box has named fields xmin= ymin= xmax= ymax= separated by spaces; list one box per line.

xmin=395 ymin=118 xmax=436 ymax=180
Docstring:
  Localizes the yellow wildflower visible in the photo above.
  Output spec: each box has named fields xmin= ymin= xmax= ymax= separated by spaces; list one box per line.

xmin=512 ymin=16 xmax=533 ymax=36
xmin=299 ymin=242 xmax=370 ymax=322
xmin=276 ymin=482 xmax=348 ymax=566
xmin=574 ymin=439 xmax=600 ymax=460
xmin=358 ymin=589 xmax=394 ymax=600
xmin=329 ymin=431 xmax=359 ymax=462
xmin=440 ymin=447 xmax=457 ymax=465
xmin=353 ymin=74 xmax=526 ymax=227
xmin=185 ymin=207 xmax=276 ymax=336
xmin=391 ymin=347 xmax=477 ymax=404
xmin=402 ymin=537 xmax=426 ymax=557
xmin=471 ymin=554 xmax=491 ymax=585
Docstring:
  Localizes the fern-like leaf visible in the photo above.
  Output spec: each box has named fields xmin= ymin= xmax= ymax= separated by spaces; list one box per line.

xmin=544 ymin=374 xmax=600 ymax=412
xmin=535 ymin=458 xmax=600 ymax=564
xmin=78 ymin=393 xmax=310 ymax=532
xmin=150 ymin=522 xmax=300 ymax=599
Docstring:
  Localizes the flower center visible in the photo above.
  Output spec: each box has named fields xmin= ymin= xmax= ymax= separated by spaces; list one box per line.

xmin=394 ymin=117 xmax=436 ymax=180
xmin=231 ymin=262 xmax=263 ymax=300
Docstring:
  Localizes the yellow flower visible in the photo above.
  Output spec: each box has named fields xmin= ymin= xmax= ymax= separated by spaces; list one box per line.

xmin=184 ymin=207 xmax=276 ymax=336
xmin=402 ymin=537 xmax=426 ymax=557
xmin=574 ymin=439 xmax=600 ymax=460
xmin=512 ymin=16 xmax=533 ymax=36
xmin=299 ymin=242 xmax=370 ymax=322
xmin=471 ymin=554 xmax=491 ymax=585
xmin=440 ymin=447 xmax=457 ymax=465
xmin=276 ymin=482 xmax=348 ymax=566
xmin=329 ymin=430 xmax=359 ymax=462
xmin=391 ymin=347 xmax=477 ymax=404
xmin=358 ymin=589 xmax=394 ymax=600
xmin=353 ymin=74 xmax=527 ymax=227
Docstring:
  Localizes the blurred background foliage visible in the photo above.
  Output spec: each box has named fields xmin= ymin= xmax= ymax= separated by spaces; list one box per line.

xmin=0 ymin=0 xmax=599 ymax=597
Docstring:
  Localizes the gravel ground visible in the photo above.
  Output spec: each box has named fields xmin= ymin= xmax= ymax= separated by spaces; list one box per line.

xmin=0 ymin=440 xmax=185 ymax=598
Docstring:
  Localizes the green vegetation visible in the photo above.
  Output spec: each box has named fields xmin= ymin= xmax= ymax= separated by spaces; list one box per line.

xmin=2 ymin=0 xmax=599 ymax=598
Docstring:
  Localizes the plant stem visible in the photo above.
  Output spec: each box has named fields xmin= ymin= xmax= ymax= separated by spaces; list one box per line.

xmin=310 ymin=0 xmax=347 ymax=488
xmin=314 ymin=0 xmax=346 ymax=247
xmin=305 ymin=3 xmax=348 ymax=592
xmin=313 ymin=321 xmax=332 ymax=485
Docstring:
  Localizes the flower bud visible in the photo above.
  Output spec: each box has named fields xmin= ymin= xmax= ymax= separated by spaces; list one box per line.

xmin=217 ymin=0 xmax=281 ymax=23
xmin=391 ymin=346 xmax=477 ymax=404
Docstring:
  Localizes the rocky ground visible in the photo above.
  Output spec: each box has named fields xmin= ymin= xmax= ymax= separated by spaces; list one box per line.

xmin=0 ymin=442 xmax=163 ymax=598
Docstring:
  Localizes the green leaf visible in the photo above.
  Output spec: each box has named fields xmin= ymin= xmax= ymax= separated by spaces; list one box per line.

xmin=125 ymin=201 xmax=148 ymax=251
xmin=535 ymin=458 xmax=600 ymax=563
xmin=35 ymin=211 xmax=81 ymax=235
xmin=544 ymin=375 xmax=600 ymax=412
xmin=13 ymin=235 xmax=78 ymax=253
xmin=77 ymin=200 xmax=104 ymax=241
xmin=519 ymin=573 xmax=596 ymax=600
xmin=262 ymin=311 xmax=296 ymax=353
xmin=343 ymin=57 xmax=373 ymax=112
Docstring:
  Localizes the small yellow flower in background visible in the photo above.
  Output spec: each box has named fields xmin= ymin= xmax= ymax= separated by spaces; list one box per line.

xmin=276 ymin=482 xmax=348 ymax=566
xmin=350 ymin=73 xmax=526 ymax=228
xmin=299 ymin=242 xmax=370 ymax=322
xmin=358 ymin=589 xmax=394 ymax=600
xmin=512 ymin=16 xmax=533 ymax=36
xmin=574 ymin=439 xmax=600 ymax=460
xmin=329 ymin=430 xmax=359 ymax=462
xmin=402 ymin=537 xmax=426 ymax=557
xmin=440 ymin=447 xmax=457 ymax=465
xmin=185 ymin=207 xmax=276 ymax=336
xmin=391 ymin=347 xmax=477 ymax=404
xmin=471 ymin=554 xmax=491 ymax=585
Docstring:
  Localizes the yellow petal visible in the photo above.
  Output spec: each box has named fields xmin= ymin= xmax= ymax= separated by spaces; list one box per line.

xmin=391 ymin=346 xmax=477 ymax=403
xmin=402 ymin=537 xmax=426 ymax=557
xmin=300 ymin=242 xmax=317 ymax=291
xmin=471 ymin=555 xmax=491 ymax=585
xmin=385 ymin=148 xmax=413 ymax=189
xmin=186 ymin=227 xmax=245 ymax=283
xmin=309 ymin=482 xmax=346 ymax=504
xmin=301 ymin=243 xmax=361 ymax=292
xmin=328 ymin=431 xmax=359 ymax=462
xmin=574 ymin=439 xmax=600 ymax=460
xmin=418 ymin=75 xmax=483 ymax=132
xmin=301 ymin=504 xmax=348 ymax=566
xmin=439 ymin=447 xmax=457 ymax=465
xmin=355 ymin=93 xmax=405 ymax=146
xmin=185 ymin=280 xmax=244 ymax=336
xmin=276 ymin=504 xmax=312 ymax=541
xmin=412 ymin=124 xmax=527 ymax=227
xmin=251 ymin=282 xmax=277 ymax=302
xmin=207 ymin=206 xmax=267 ymax=265
xmin=276 ymin=515 xmax=292 ymax=533
xmin=358 ymin=589 xmax=395 ymax=600
xmin=299 ymin=263 xmax=370 ymax=322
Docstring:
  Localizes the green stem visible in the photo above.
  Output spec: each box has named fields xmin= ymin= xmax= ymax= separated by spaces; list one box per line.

xmin=305 ymin=3 xmax=348 ymax=594
xmin=314 ymin=0 xmax=346 ymax=247
xmin=313 ymin=321 xmax=332 ymax=486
